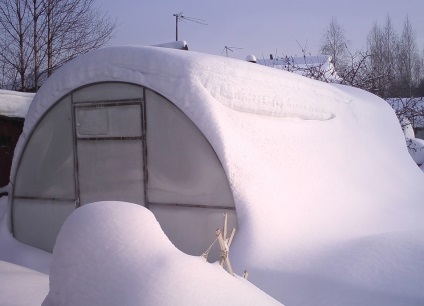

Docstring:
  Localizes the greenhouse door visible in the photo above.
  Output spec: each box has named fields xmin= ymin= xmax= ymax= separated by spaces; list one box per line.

xmin=74 ymin=101 xmax=145 ymax=206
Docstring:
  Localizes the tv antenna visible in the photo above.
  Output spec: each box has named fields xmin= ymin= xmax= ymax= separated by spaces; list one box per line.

xmin=173 ymin=12 xmax=207 ymax=41
xmin=222 ymin=46 xmax=243 ymax=57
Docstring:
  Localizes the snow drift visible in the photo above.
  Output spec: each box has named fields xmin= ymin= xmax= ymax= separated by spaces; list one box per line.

xmin=42 ymin=202 xmax=281 ymax=306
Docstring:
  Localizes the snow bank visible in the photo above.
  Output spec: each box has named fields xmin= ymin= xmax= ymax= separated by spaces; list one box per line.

xmin=43 ymin=202 xmax=282 ymax=306
xmin=0 ymin=260 xmax=48 ymax=306
xmin=0 ymin=89 xmax=34 ymax=118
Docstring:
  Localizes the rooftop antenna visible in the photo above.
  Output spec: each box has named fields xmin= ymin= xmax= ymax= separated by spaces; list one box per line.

xmin=222 ymin=46 xmax=243 ymax=57
xmin=173 ymin=12 xmax=207 ymax=41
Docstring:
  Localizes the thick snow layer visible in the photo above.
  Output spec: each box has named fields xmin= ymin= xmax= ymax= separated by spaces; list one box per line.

xmin=42 ymin=202 xmax=282 ymax=306
xmin=249 ymin=230 xmax=424 ymax=306
xmin=0 ymin=89 xmax=34 ymax=118
xmin=4 ymin=46 xmax=424 ymax=305
xmin=153 ymin=40 xmax=188 ymax=50
xmin=0 ymin=260 xmax=48 ymax=306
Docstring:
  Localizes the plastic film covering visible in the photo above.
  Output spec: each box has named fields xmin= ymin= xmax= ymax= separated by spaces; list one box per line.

xmin=77 ymin=140 xmax=145 ymax=205
xmin=145 ymin=89 xmax=234 ymax=207
xmin=72 ymin=83 xmax=143 ymax=103
xmin=75 ymin=91 xmax=145 ymax=205
xmin=75 ymin=104 xmax=142 ymax=138
xmin=14 ymin=96 xmax=75 ymax=199
xmin=11 ymin=82 xmax=237 ymax=256
xmin=13 ymin=198 xmax=75 ymax=252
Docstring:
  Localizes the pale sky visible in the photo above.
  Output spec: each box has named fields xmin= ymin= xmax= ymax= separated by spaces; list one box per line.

xmin=100 ymin=0 xmax=424 ymax=60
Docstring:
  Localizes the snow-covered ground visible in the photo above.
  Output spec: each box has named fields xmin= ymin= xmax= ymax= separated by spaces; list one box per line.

xmin=1 ymin=46 xmax=424 ymax=305
xmin=0 ymin=260 xmax=48 ymax=306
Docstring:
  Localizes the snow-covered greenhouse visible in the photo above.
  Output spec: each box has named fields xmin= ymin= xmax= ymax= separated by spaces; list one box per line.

xmin=4 ymin=42 xmax=424 ymax=305
xmin=8 ymin=47 xmax=237 ymax=258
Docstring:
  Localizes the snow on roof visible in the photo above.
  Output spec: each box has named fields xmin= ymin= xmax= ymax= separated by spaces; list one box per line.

xmin=257 ymin=54 xmax=330 ymax=66
xmin=152 ymin=40 xmax=188 ymax=50
xmin=0 ymin=89 xmax=34 ymax=118
xmin=6 ymin=46 xmax=424 ymax=305
xmin=256 ymin=54 xmax=339 ymax=81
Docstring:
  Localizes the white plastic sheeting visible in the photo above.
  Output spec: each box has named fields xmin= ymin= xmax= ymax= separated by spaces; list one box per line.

xmin=14 ymin=97 xmax=75 ymax=199
xmin=145 ymin=89 xmax=234 ymax=207
xmin=77 ymin=140 xmax=145 ymax=204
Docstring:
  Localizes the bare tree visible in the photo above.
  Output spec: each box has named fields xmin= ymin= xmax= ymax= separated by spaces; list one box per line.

xmin=0 ymin=0 xmax=33 ymax=91
xmin=395 ymin=16 xmax=421 ymax=97
xmin=29 ymin=0 xmax=45 ymax=90
xmin=43 ymin=0 xmax=116 ymax=78
xmin=382 ymin=16 xmax=398 ymax=96
xmin=0 ymin=0 xmax=116 ymax=91
xmin=320 ymin=17 xmax=349 ymax=71
xmin=367 ymin=15 xmax=398 ymax=98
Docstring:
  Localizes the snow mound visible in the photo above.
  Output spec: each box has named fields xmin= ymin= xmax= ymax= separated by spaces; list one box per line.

xmin=0 ymin=89 xmax=34 ymax=118
xmin=43 ymin=202 xmax=282 ymax=306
